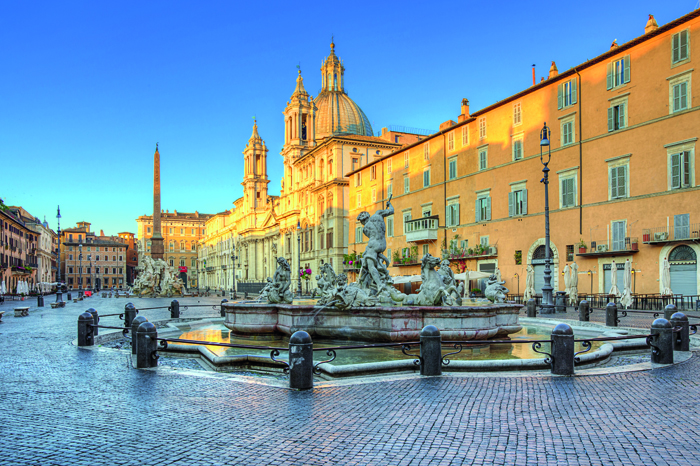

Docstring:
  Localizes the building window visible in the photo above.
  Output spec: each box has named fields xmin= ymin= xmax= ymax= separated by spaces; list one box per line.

xmin=191 ymin=243 xmax=196 ymax=251
xmin=558 ymin=79 xmax=577 ymax=108
xmin=512 ymin=138 xmax=523 ymax=161
xmin=478 ymin=147 xmax=488 ymax=170
xmin=479 ymin=117 xmax=486 ymax=139
xmin=513 ymin=102 xmax=522 ymax=126
xmin=387 ymin=159 xmax=392 ymax=174
xmin=609 ymin=164 xmax=628 ymax=200
xmin=446 ymin=203 xmax=459 ymax=227
xmin=119 ymin=255 xmax=123 ymax=261
xmin=387 ymin=216 xmax=394 ymax=237
xmin=403 ymin=212 xmax=412 ymax=234
xmin=191 ymin=258 xmax=196 ymax=267
xmin=448 ymin=132 xmax=454 ymax=151
xmin=355 ymin=225 xmax=363 ymax=243
xmin=169 ymin=259 xmax=174 ymax=266
xmin=191 ymin=228 xmax=195 ymax=235
xmin=448 ymin=158 xmax=457 ymax=180
xmin=670 ymin=76 xmax=691 ymax=113
xmin=480 ymin=236 xmax=489 ymax=247
xmin=404 ymin=151 xmax=409 ymax=168
xmin=560 ymin=176 xmax=577 ymax=208
xmin=371 ymin=188 xmax=377 ymax=203
xmin=422 ymin=244 xmax=429 ymax=256
xmin=508 ymin=189 xmax=528 ymax=217
xmin=607 ymin=100 xmax=627 ymax=132
xmin=180 ymin=228 xmax=184 ymax=235
xmin=356 ymin=193 xmax=361 ymax=208
xmin=423 ymin=142 xmax=430 ymax=160
xmin=475 ymin=195 xmax=491 ymax=222
xmin=147 ymin=227 xmax=151 ymax=234
xmin=612 ymin=220 xmax=627 ymax=251
xmin=404 ymin=176 xmax=410 ymax=194
xmin=670 ymin=150 xmax=693 ymax=189
xmin=607 ymin=55 xmax=630 ymax=90
xmin=370 ymin=165 xmax=376 ymax=181
xmin=69 ymin=267 xmax=73 ymax=274
xmin=69 ymin=255 xmax=73 ymax=261
xmin=461 ymin=126 xmax=468 ymax=146
xmin=423 ymin=168 xmax=430 ymax=188
xmin=355 ymin=172 xmax=362 ymax=187
xmin=672 ymin=29 xmax=690 ymax=65
xmin=387 ymin=182 xmax=393 ymax=198
xmin=169 ymin=228 xmax=173 ymax=234
xmin=566 ymin=245 xmax=574 ymax=262
xmin=560 ymin=115 xmax=575 ymax=146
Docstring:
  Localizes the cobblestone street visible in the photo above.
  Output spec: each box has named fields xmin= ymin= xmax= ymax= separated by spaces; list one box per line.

xmin=0 ymin=295 xmax=698 ymax=465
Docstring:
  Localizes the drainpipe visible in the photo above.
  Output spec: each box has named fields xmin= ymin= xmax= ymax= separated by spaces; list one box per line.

xmin=575 ymin=68 xmax=583 ymax=236
xmin=443 ymin=132 xmax=448 ymax=252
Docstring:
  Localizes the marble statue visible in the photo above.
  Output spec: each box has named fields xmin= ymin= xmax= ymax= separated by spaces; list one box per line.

xmin=438 ymin=259 xmax=462 ymax=306
xmin=315 ymin=263 xmax=337 ymax=305
xmin=356 ymin=195 xmax=394 ymax=295
xmin=402 ymin=254 xmax=460 ymax=306
xmin=266 ymin=257 xmax=293 ymax=304
xmin=484 ymin=275 xmax=509 ymax=303
xmin=131 ymin=243 xmax=186 ymax=298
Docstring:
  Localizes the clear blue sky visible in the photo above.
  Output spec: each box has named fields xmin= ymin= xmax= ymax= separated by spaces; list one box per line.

xmin=0 ymin=0 xmax=694 ymax=235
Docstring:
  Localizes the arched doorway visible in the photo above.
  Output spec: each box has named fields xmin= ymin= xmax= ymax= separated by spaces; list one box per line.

xmin=669 ymin=245 xmax=697 ymax=296
xmin=531 ymin=245 xmax=554 ymax=296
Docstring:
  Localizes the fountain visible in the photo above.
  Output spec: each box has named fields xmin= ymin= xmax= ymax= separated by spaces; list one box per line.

xmin=223 ymin=196 xmax=522 ymax=342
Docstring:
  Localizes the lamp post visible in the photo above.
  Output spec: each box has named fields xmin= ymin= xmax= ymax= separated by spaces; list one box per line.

xmin=55 ymin=206 xmax=62 ymax=303
xmin=78 ymin=243 xmax=83 ymax=298
xmin=539 ymin=123 xmax=554 ymax=314
xmin=231 ymin=236 xmax=237 ymax=300
xmin=296 ymin=220 xmax=302 ymax=297
xmin=514 ymin=272 xmax=520 ymax=299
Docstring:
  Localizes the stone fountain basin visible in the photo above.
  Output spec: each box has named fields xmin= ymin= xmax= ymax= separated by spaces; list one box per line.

xmin=222 ymin=301 xmax=522 ymax=342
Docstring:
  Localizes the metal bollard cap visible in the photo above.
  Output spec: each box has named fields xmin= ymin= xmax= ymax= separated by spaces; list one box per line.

xmin=171 ymin=299 xmax=179 ymax=305
xmin=670 ymin=312 xmax=688 ymax=322
xmin=665 ymin=303 xmax=677 ymax=311
xmin=137 ymin=321 xmax=156 ymax=334
xmin=420 ymin=325 xmax=440 ymax=337
xmin=131 ymin=315 xmax=148 ymax=327
xmin=86 ymin=308 xmax=97 ymax=315
xmin=78 ymin=312 xmax=93 ymax=322
xmin=580 ymin=299 xmax=589 ymax=305
xmin=289 ymin=330 xmax=312 ymax=344
xmin=221 ymin=298 xmax=229 ymax=303
xmin=552 ymin=323 xmax=573 ymax=335
xmin=125 ymin=302 xmax=135 ymax=311
xmin=652 ymin=318 xmax=672 ymax=329
xmin=606 ymin=302 xmax=617 ymax=308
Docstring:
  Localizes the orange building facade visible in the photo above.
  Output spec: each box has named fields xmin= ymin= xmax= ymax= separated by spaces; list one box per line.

xmin=348 ymin=11 xmax=700 ymax=301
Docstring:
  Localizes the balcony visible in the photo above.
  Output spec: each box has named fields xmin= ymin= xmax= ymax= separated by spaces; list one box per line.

xmin=642 ymin=224 xmax=700 ymax=244
xmin=405 ymin=216 xmax=439 ymax=243
xmin=576 ymin=237 xmax=639 ymax=257
xmin=441 ymin=245 xmax=498 ymax=260
xmin=393 ymin=256 xmax=420 ymax=267
xmin=206 ymin=266 xmax=215 ymax=273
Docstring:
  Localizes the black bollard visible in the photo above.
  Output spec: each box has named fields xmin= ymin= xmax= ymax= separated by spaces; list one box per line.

xmin=77 ymin=312 xmax=94 ymax=346
xmin=551 ymin=323 xmax=575 ymax=375
xmin=605 ymin=302 xmax=618 ymax=327
xmin=555 ymin=292 xmax=567 ymax=313
xmin=124 ymin=303 xmax=137 ymax=329
xmin=670 ymin=312 xmax=689 ymax=352
xmin=650 ymin=318 xmax=674 ymax=364
xmin=526 ymin=299 xmax=537 ymax=318
xmin=170 ymin=299 xmax=180 ymax=318
xmin=67 ymin=292 xmax=72 ymax=301
xmin=664 ymin=304 xmax=678 ymax=321
xmin=136 ymin=322 xmax=158 ymax=368
xmin=579 ymin=300 xmax=590 ymax=322
xmin=420 ymin=325 xmax=442 ymax=376
xmin=220 ymin=299 xmax=228 ymax=318
xmin=37 ymin=295 xmax=44 ymax=307
xmin=86 ymin=308 xmax=99 ymax=336
xmin=131 ymin=316 xmax=148 ymax=355
xmin=288 ymin=331 xmax=313 ymax=390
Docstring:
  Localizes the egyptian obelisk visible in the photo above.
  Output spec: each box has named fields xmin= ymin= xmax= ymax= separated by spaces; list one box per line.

xmin=150 ymin=143 xmax=165 ymax=260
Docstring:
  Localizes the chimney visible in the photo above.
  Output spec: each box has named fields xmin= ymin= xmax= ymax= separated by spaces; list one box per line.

xmin=458 ymin=99 xmax=470 ymax=122
xmin=174 ymin=209 xmax=177 ymax=215
xmin=548 ymin=61 xmax=558 ymax=79
xmin=439 ymin=120 xmax=457 ymax=131
xmin=610 ymin=39 xmax=619 ymax=50
xmin=100 ymin=229 xmax=104 ymax=236
xmin=532 ymin=65 xmax=536 ymax=85
xmin=645 ymin=14 xmax=659 ymax=34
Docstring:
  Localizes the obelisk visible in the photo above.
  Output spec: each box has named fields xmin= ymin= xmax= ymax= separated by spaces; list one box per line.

xmin=150 ymin=143 xmax=164 ymax=260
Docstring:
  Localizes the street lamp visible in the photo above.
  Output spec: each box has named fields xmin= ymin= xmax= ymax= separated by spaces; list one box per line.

xmin=539 ymin=122 xmax=554 ymax=314
xmin=78 ymin=243 xmax=83 ymax=298
xmin=296 ymin=220 xmax=302 ymax=297
xmin=55 ymin=206 xmax=62 ymax=303
xmin=514 ymin=272 xmax=520 ymax=299
xmin=231 ymin=236 xmax=237 ymax=300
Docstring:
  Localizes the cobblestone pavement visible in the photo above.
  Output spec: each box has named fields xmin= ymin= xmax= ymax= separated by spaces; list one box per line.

xmin=1 ymin=295 xmax=699 ymax=465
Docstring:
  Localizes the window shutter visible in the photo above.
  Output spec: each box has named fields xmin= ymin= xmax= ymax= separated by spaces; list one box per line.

xmin=606 ymin=62 xmax=613 ymax=90
xmin=607 ymin=107 xmax=614 ymax=132
xmin=475 ymin=199 xmax=481 ymax=222
xmin=455 ymin=204 xmax=460 ymax=225
xmin=680 ymin=30 xmax=689 ymax=61
xmin=486 ymin=196 xmax=491 ymax=220
xmin=673 ymin=84 xmax=681 ymax=111
xmin=568 ymin=178 xmax=575 ymax=207
xmin=623 ymin=55 xmax=630 ymax=83
xmin=673 ymin=33 xmax=680 ymax=63
xmin=522 ymin=189 xmax=528 ymax=215
xmin=508 ymin=192 xmax=514 ymax=217
xmin=618 ymin=166 xmax=627 ymax=197
xmin=680 ymin=82 xmax=688 ymax=110
xmin=682 ymin=151 xmax=691 ymax=186
xmin=446 ymin=205 xmax=452 ymax=227
xmin=619 ymin=103 xmax=625 ymax=129
xmin=672 ymin=153 xmax=680 ymax=188
xmin=571 ymin=79 xmax=577 ymax=105
xmin=557 ymin=84 xmax=562 ymax=109
xmin=610 ymin=167 xmax=618 ymax=198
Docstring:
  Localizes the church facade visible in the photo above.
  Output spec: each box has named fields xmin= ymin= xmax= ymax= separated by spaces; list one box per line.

xmin=197 ymin=42 xmax=409 ymax=292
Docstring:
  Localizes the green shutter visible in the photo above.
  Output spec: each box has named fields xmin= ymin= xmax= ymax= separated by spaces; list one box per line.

xmin=455 ymin=204 xmax=460 ymax=225
xmin=606 ymin=62 xmax=613 ymax=90
xmin=522 ymin=189 xmax=528 ymax=215
xmin=607 ymin=107 xmax=614 ymax=132
xmin=682 ymin=151 xmax=691 ymax=186
xmin=618 ymin=166 xmax=627 ymax=197
xmin=619 ymin=103 xmax=625 ymax=129
xmin=624 ymin=55 xmax=630 ymax=83
xmin=673 ymin=33 xmax=680 ymax=63
xmin=673 ymin=84 xmax=680 ymax=111
xmin=508 ymin=192 xmax=514 ymax=217
xmin=475 ymin=199 xmax=481 ymax=222
xmin=571 ymin=79 xmax=577 ymax=105
xmin=680 ymin=30 xmax=689 ymax=61
xmin=486 ymin=196 xmax=491 ymax=221
xmin=680 ymin=82 xmax=688 ymax=110
xmin=557 ymin=84 xmax=562 ymax=109
xmin=672 ymin=153 xmax=680 ymax=188
xmin=611 ymin=167 xmax=618 ymax=198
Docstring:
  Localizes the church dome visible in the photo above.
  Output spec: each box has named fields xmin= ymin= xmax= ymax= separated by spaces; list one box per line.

xmin=314 ymin=91 xmax=373 ymax=138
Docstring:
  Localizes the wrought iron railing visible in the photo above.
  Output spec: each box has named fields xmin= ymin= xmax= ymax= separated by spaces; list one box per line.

xmin=643 ymin=223 xmax=700 ymax=243
xmin=585 ymin=237 xmax=639 ymax=253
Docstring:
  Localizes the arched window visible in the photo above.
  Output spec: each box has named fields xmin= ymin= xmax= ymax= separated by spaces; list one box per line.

xmin=191 ymin=243 xmax=196 ymax=251
xmin=180 ymin=240 xmax=185 ymax=251
xmin=318 ymin=196 xmax=325 ymax=215
xmin=327 ymin=73 xmax=332 ymax=91
xmin=532 ymin=245 xmax=554 ymax=260
xmin=333 ymin=73 xmax=338 ymax=91
xmin=169 ymin=241 xmax=174 ymax=252
xmin=328 ymin=193 xmax=334 ymax=215
xmin=191 ymin=258 xmax=196 ymax=267
xmin=328 ymin=159 xmax=333 ymax=178
xmin=669 ymin=245 xmax=696 ymax=262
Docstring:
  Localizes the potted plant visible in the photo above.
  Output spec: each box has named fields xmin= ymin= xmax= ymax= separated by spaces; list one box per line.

xmin=578 ymin=239 xmax=587 ymax=253
xmin=514 ymin=250 xmax=522 ymax=265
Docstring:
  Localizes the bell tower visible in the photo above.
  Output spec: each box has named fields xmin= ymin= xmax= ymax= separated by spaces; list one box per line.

xmin=241 ymin=121 xmax=269 ymax=211
xmin=320 ymin=40 xmax=345 ymax=93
